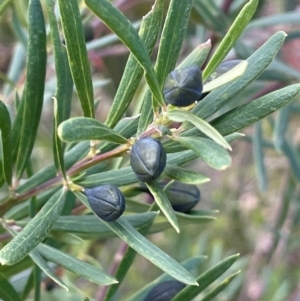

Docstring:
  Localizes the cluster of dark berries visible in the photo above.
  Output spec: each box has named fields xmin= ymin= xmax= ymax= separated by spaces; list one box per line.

xmin=84 ymin=137 xmax=167 ymax=222
xmin=83 ymin=64 xmax=210 ymax=222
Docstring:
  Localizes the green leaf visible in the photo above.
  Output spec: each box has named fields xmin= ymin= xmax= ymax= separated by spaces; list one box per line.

xmin=105 ymin=0 xmax=164 ymax=128
xmin=175 ymin=211 xmax=216 ymax=224
xmin=155 ymin=0 xmax=194 ymax=89
xmin=171 ymin=254 xmax=240 ymax=301
xmin=103 ymin=217 xmax=198 ymax=285
xmin=199 ymin=271 xmax=240 ymax=301
xmin=58 ymin=117 xmax=128 ymax=144
xmin=246 ymin=11 xmax=300 ymax=30
xmin=203 ymin=0 xmax=258 ymax=79
xmin=253 ymin=121 xmax=267 ymax=191
xmin=146 ymin=181 xmax=180 ymax=233
xmin=48 ymin=231 xmax=83 ymax=245
xmin=167 ymin=109 xmax=231 ymax=150
xmin=138 ymin=0 xmax=194 ymax=132
xmin=77 ymin=166 xmax=136 ymax=187
xmin=191 ymin=31 xmax=287 ymax=122
xmin=125 ymin=199 xmax=216 ymax=224
xmin=163 ymin=165 xmax=210 ymax=184
xmin=0 ymin=100 xmax=12 ymax=185
xmin=29 ymin=249 xmax=68 ymax=291
xmin=178 ymin=137 xmax=231 ymax=170
xmin=0 ymin=0 xmax=11 ymax=16
xmin=211 ymin=84 xmax=300 ymax=136
xmin=192 ymin=0 xmax=228 ymax=34
xmin=273 ymin=105 xmax=290 ymax=153
xmin=103 ymin=215 xmax=157 ymax=301
xmin=126 ymin=256 xmax=207 ymax=301
xmin=13 ymin=0 xmax=47 ymax=178
xmin=202 ymin=61 xmax=248 ymax=93
xmin=57 ymin=0 xmax=94 ymax=118
xmin=0 ymin=271 xmax=22 ymax=301
xmin=31 ymin=212 xmax=158 ymax=237
xmin=36 ymin=243 xmax=117 ymax=286
xmin=45 ymin=0 xmax=73 ymax=176
xmin=0 ymin=188 xmax=67 ymax=265
xmin=177 ymin=40 xmax=212 ymax=69
xmin=85 ymin=0 xmax=164 ymax=107
xmin=137 ymin=90 xmax=154 ymax=135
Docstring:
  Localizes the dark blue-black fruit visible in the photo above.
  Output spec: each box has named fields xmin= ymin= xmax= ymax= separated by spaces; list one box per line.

xmin=163 ymin=66 xmax=203 ymax=107
xmin=199 ymin=59 xmax=243 ymax=101
xmin=165 ymin=181 xmax=200 ymax=213
xmin=84 ymin=184 xmax=125 ymax=222
xmin=130 ymin=137 xmax=166 ymax=183
xmin=143 ymin=280 xmax=185 ymax=301
xmin=207 ymin=59 xmax=243 ymax=82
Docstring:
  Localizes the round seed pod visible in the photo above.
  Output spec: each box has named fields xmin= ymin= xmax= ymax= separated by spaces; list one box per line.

xmin=143 ymin=280 xmax=185 ymax=301
xmin=207 ymin=59 xmax=243 ymax=82
xmin=84 ymin=184 xmax=125 ymax=222
xmin=199 ymin=59 xmax=243 ymax=101
xmin=163 ymin=66 xmax=203 ymax=107
xmin=165 ymin=181 xmax=200 ymax=213
xmin=130 ymin=137 xmax=166 ymax=183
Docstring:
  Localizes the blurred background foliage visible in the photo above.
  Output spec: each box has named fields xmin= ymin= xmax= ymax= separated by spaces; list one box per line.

xmin=0 ymin=0 xmax=300 ymax=300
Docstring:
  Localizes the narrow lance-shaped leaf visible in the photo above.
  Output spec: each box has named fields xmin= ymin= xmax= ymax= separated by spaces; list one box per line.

xmin=211 ymin=84 xmax=300 ymax=136
xmin=203 ymin=0 xmax=258 ymax=79
xmin=37 ymin=243 xmax=117 ymax=286
xmin=45 ymin=0 xmax=73 ymax=176
xmin=58 ymin=117 xmax=128 ymax=144
xmin=6 ymin=227 xmax=68 ymax=291
xmin=199 ymin=271 xmax=241 ymax=301
xmin=177 ymin=40 xmax=212 ymax=69
xmin=30 ymin=249 xmax=68 ymax=291
xmin=171 ymin=254 xmax=240 ymax=301
xmin=58 ymin=0 xmax=94 ymax=117
xmin=126 ymin=256 xmax=207 ymax=301
xmin=155 ymin=0 xmax=194 ymax=89
xmin=273 ymin=105 xmax=290 ymax=152
xmin=0 ymin=188 xmax=67 ymax=265
xmin=53 ymin=98 xmax=66 ymax=178
xmin=85 ymin=0 xmax=164 ymax=107
xmin=202 ymin=61 xmax=248 ymax=93
xmin=102 ymin=214 xmax=158 ymax=301
xmin=13 ymin=0 xmax=47 ymax=178
xmin=104 ymin=217 xmax=198 ymax=285
xmin=167 ymin=109 xmax=231 ymax=150
xmin=75 ymin=191 xmax=197 ymax=285
xmin=163 ymin=165 xmax=210 ymax=185
xmin=105 ymin=0 xmax=164 ymax=128
xmin=178 ymin=137 xmax=231 ymax=171
xmin=146 ymin=181 xmax=180 ymax=233
xmin=253 ymin=121 xmax=267 ymax=191
xmin=21 ymin=212 xmax=158 ymax=237
xmin=138 ymin=0 xmax=194 ymax=133
xmin=189 ymin=31 xmax=287 ymax=124
xmin=0 ymin=271 xmax=22 ymax=301
xmin=0 ymin=100 xmax=12 ymax=185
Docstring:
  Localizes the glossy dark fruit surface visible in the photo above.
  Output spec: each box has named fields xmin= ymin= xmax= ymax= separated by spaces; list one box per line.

xmin=130 ymin=137 xmax=166 ymax=183
xmin=165 ymin=181 xmax=200 ymax=213
xmin=163 ymin=66 xmax=203 ymax=107
xmin=84 ymin=184 xmax=125 ymax=222
xmin=143 ymin=280 xmax=185 ymax=301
